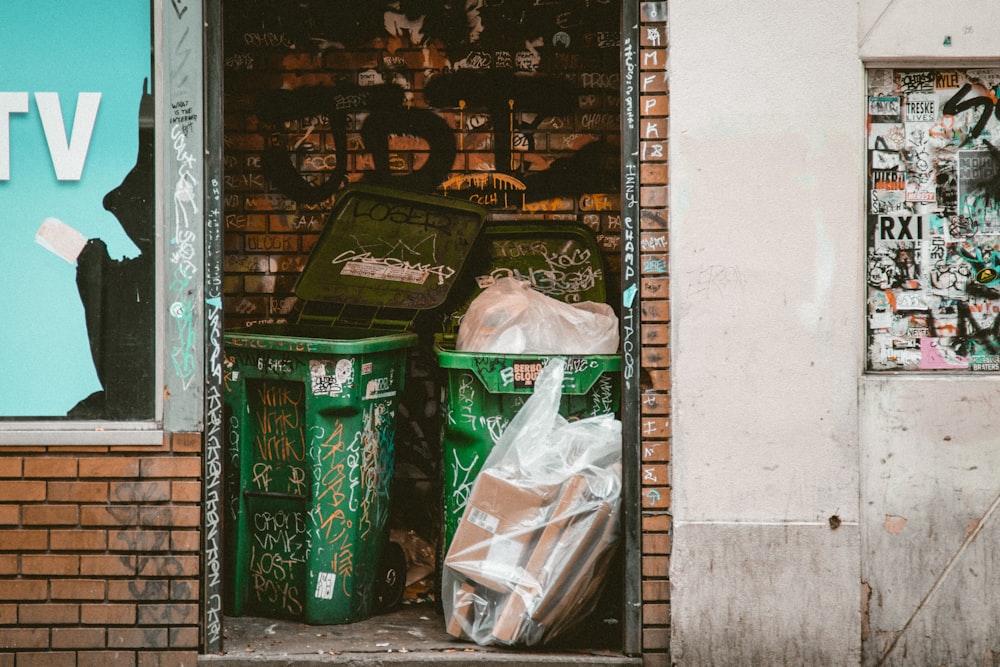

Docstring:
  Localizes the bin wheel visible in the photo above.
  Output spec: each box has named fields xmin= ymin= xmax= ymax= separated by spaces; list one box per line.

xmin=374 ymin=541 xmax=406 ymax=614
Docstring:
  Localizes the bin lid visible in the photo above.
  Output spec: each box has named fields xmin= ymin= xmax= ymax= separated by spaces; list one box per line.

xmin=294 ymin=185 xmax=488 ymax=330
xmin=441 ymin=220 xmax=611 ymax=334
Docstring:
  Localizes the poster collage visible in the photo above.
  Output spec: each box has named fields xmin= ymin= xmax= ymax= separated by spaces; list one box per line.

xmin=867 ymin=68 xmax=1000 ymax=371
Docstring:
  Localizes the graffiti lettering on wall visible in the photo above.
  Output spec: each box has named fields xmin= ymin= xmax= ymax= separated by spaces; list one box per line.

xmin=867 ymin=68 xmax=1000 ymax=372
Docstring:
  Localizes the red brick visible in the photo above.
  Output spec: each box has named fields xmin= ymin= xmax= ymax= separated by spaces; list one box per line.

xmin=641 ymin=299 xmax=670 ymax=322
xmin=641 ymin=392 xmax=670 ymax=415
xmin=646 ymin=369 xmax=670 ymax=392
xmin=642 ymin=346 xmax=670 ymax=369
xmin=641 ymin=43 xmax=666 ymax=66
xmin=110 ymin=481 xmax=171 ymax=503
xmin=642 ymin=464 xmax=669 ymax=487
xmin=51 ymin=529 xmax=107 ymax=551
xmin=0 ymin=604 xmax=15 ymax=624
xmin=643 ymin=626 xmax=670 ymax=650
xmin=642 ymin=441 xmax=669 ymax=462
xmin=640 ymin=140 xmax=667 ymax=162
xmin=642 ymin=555 xmax=669 ymax=578
xmin=0 ymin=482 xmax=46 ymax=502
xmin=0 ymin=628 xmax=48 ymax=649
xmin=137 ymin=603 xmax=198 ymax=625
xmin=642 ymin=417 xmax=671 ymax=438
xmin=81 ymin=505 xmax=137 ymax=527
xmin=78 ymin=652 xmax=136 ymax=667
xmin=139 ymin=507 xmax=201 ymax=528
xmin=22 ymin=457 xmax=76 ymax=478
xmin=81 ymin=603 xmax=136 ymax=625
xmin=0 ymin=530 xmax=47 ymax=551
xmin=0 ymin=458 xmax=22 ymax=478
xmin=641 ymin=162 xmax=668 ymax=186
xmin=643 ymin=513 xmax=672 ymax=533
xmin=171 ymin=433 xmax=202 ymax=453
xmin=51 ymin=579 xmax=106 ymax=601
xmin=108 ymin=628 xmax=167 ymax=649
xmin=642 ymin=324 xmax=669 ymax=347
xmin=643 ymin=532 xmax=671 ymax=555
xmin=643 ymin=580 xmax=670 ymax=602
xmin=109 ymin=531 xmax=170 ymax=552
xmin=171 ymin=481 xmax=201 ymax=503
xmin=0 ymin=557 xmax=19 ymax=576
xmin=169 ymin=626 xmax=199 ymax=648
xmin=170 ymin=531 xmax=201 ymax=552
xmin=641 ymin=277 xmax=669 ymax=299
xmin=18 ymin=603 xmax=79 ymax=625
xmin=78 ymin=457 xmax=140 ymax=478
xmin=171 ymin=580 xmax=199 ymax=601
xmin=0 ymin=506 xmax=19 ymax=525
xmin=137 ymin=556 xmax=199 ymax=578
xmin=139 ymin=458 xmax=201 ymax=479
xmin=16 ymin=653 xmax=75 ymax=667
xmin=108 ymin=580 xmax=167 ymax=602
xmin=48 ymin=481 xmax=110 ymax=503
xmin=642 ymin=486 xmax=671 ymax=510
xmin=641 ymin=230 xmax=668 ymax=253
xmin=640 ymin=71 xmax=668 ymax=93
xmin=643 ymin=602 xmax=670 ymax=625
xmin=80 ymin=555 xmax=137 ymax=577
xmin=51 ymin=627 xmax=107 ymax=649
xmin=22 ymin=504 xmax=79 ymax=526
xmin=640 ymin=186 xmax=668 ymax=208
xmin=0 ymin=580 xmax=47 ymax=601
xmin=21 ymin=554 xmax=79 ymax=576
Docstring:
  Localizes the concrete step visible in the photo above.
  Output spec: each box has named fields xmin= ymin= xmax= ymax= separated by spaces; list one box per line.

xmin=199 ymin=603 xmax=640 ymax=666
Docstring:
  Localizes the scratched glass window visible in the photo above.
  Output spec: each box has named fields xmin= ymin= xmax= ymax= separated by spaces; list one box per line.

xmin=866 ymin=68 xmax=1000 ymax=372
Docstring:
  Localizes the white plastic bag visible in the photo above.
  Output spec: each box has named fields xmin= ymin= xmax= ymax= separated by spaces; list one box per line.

xmin=455 ymin=277 xmax=619 ymax=354
xmin=442 ymin=358 xmax=622 ymax=647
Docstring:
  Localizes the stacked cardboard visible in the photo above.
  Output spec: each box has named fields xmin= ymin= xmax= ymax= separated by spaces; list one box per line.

xmin=443 ymin=462 xmax=621 ymax=647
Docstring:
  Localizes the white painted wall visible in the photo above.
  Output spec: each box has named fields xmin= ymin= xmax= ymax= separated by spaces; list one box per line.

xmin=670 ymin=1 xmax=1000 ymax=665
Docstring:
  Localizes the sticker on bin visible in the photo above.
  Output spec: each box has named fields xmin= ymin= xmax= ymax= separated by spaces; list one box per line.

xmin=511 ymin=361 xmax=544 ymax=389
xmin=315 ymin=572 xmax=337 ymax=600
xmin=310 ymin=359 xmax=353 ymax=397
xmin=364 ymin=376 xmax=396 ymax=400
xmin=338 ymin=256 xmax=430 ymax=285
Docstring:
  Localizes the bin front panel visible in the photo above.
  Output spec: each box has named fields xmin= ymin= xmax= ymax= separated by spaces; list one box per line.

xmin=224 ymin=331 xmax=411 ymax=624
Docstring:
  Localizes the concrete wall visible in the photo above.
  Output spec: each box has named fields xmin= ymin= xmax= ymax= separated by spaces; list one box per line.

xmin=670 ymin=1 xmax=1000 ymax=665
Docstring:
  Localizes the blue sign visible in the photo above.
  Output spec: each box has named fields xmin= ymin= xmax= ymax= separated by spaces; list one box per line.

xmin=0 ymin=1 xmax=153 ymax=417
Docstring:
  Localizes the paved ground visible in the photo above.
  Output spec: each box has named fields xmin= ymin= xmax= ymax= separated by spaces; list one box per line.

xmin=198 ymin=602 xmax=640 ymax=666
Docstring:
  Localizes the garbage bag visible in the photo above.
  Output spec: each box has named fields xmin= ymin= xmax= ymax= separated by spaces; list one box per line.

xmin=442 ymin=358 xmax=622 ymax=647
xmin=455 ymin=277 xmax=619 ymax=354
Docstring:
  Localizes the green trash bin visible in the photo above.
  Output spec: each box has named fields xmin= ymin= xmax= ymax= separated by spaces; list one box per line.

xmin=224 ymin=185 xmax=487 ymax=624
xmin=435 ymin=221 xmax=621 ymax=553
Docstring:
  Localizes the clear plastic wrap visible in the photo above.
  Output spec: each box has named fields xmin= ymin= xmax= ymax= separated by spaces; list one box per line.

xmin=442 ymin=358 xmax=622 ymax=647
xmin=455 ymin=277 xmax=619 ymax=354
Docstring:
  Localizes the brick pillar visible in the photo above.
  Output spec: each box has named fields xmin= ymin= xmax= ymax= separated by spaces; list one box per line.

xmin=0 ymin=435 xmax=202 ymax=666
xmin=637 ymin=2 xmax=670 ymax=665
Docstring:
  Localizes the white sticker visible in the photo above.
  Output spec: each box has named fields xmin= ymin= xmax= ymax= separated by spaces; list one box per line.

xmin=467 ymin=507 xmax=500 ymax=534
xmin=36 ymin=217 xmax=88 ymax=263
xmin=315 ymin=571 xmax=336 ymax=600
xmin=341 ymin=260 xmax=428 ymax=284
xmin=310 ymin=359 xmax=353 ymax=397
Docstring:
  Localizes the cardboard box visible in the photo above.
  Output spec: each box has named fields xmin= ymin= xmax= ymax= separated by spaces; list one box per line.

xmin=444 ymin=467 xmax=559 ymax=594
xmin=490 ymin=472 xmax=591 ymax=643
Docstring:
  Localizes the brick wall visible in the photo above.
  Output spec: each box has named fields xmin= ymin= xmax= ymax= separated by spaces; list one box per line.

xmin=638 ymin=4 xmax=670 ymax=666
xmin=0 ymin=435 xmax=202 ymax=666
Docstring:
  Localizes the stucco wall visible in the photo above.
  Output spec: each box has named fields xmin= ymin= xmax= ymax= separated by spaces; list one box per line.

xmin=671 ymin=1 xmax=1000 ymax=665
